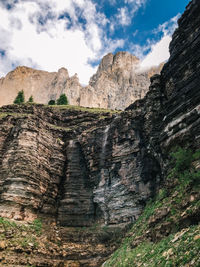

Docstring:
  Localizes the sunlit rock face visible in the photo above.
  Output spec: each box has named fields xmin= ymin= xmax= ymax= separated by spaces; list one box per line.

xmin=0 ymin=0 xmax=200 ymax=227
xmin=0 ymin=103 xmax=161 ymax=226
xmin=0 ymin=66 xmax=82 ymax=107
xmin=0 ymin=52 xmax=162 ymax=110
xmin=0 ymin=0 xmax=200 ymax=266
xmin=80 ymin=52 xmax=163 ymax=110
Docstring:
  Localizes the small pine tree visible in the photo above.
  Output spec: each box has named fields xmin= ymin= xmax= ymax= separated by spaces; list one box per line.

xmin=48 ymin=99 xmax=56 ymax=105
xmin=28 ymin=95 xmax=34 ymax=103
xmin=14 ymin=90 xmax=25 ymax=104
xmin=57 ymin=94 xmax=68 ymax=105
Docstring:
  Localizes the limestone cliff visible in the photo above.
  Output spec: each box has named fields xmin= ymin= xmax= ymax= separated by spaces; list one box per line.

xmin=0 ymin=66 xmax=82 ymax=107
xmin=0 ymin=53 xmax=162 ymax=110
xmin=0 ymin=0 xmax=200 ymax=266
xmin=80 ymin=52 xmax=163 ymax=110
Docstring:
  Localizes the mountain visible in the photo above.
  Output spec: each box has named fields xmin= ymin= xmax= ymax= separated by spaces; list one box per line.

xmin=0 ymin=53 xmax=163 ymax=110
xmin=0 ymin=0 xmax=199 ymax=266
xmin=0 ymin=66 xmax=82 ymax=107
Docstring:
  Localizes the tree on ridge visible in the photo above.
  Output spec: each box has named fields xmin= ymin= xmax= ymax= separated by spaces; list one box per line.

xmin=13 ymin=90 xmax=25 ymax=104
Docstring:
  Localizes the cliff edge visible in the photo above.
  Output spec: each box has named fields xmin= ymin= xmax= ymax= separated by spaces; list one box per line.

xmin=0 ymin=0 xmax=199 ymax=266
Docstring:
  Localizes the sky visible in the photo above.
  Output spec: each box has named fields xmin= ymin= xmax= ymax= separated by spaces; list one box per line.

xmin=0 ymin=0 xmax=190 ymax=85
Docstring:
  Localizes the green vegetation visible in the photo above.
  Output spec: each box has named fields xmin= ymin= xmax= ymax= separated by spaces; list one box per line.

xmin=104 ymin=148 xmax=200 ymax=267
xmin=20 ymin=235 xmax=38 ymax=249
xmin=168 ymin=147 xmax=200 ymax=190
xmin=48 ymin=124 xmax=72 ymax=132
xmin=13 ymin=90 xmax=25 ymax=104
xmin=0 ymin=216 xmax=62 ymax=265
xmin=105 ymin=225 xmax=200 ymax=267
xmin=0 ymin=217 xmax=17 ymax=229
xmin=48 ymin=99 xmax=56 ymax=105
xmin=30 ymin=219 xmax=43 ymax=235
xmin=0 ymin=112 xmax=30 ymax=119
xmin=0 ymin=217 xmax=42 ymax=236
xmin=0 ymin=147 xmax=198 ymax=266
xmin=56 ymin=93 xmax=68 ymax=105
xmin=48 ymin=94 xmax=68 ymax=105
xmin=47 ymin=104 xmax=120 ymax=114
xmin=28 ymin=95 xmax=34 ymax=103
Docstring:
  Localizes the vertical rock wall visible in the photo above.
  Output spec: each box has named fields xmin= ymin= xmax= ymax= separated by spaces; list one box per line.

xmin=0 ymin=115 xmax=65 ymax=221
xmin=160 ymin=0 xmax=200 ymax=151
xmin=58 ymin=140 xmax=94 ymax=226
xmin=0 ymin=52 xmax=163 ymax=110
xmin=0 ymin=0 xmax=200 ymax=231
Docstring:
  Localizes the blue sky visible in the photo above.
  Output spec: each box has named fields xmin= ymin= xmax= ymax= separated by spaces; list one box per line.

xmin=0 ymin=0 xmax=190 ymax=84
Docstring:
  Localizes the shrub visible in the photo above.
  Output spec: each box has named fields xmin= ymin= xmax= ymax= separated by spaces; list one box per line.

xmin=13 ymin=90 xmax=25 ymax=104
xmin=57 ymin=94 xmax=68 ymax=105
xmin=48 ymin=99 xmax=56 ymax=105
xmin=30 ymin=219 xmax=42 ymax=235
xmin=28 ymin=95 xmax=34 ymax=103
xmin=170 ymin=147 xmax=193 ymax=175
xmin=169 ymin=147 xmax=200 ymax=183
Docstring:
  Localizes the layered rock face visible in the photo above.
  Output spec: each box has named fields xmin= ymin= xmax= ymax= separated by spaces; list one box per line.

xmin=0 ymin=104 xmax=115 ymax=223
xmin=0 ymin=0 xmax=200 ymax=266
xmin=0 ymin=66 xmax=82 ymax=107
xmin=80 ymin=52 xmax=163 ymax=110
xmin=0 ymin=52 xmax=162 ymax=110
xmin=159 ymin=0 xmax=200 ymax=152
xmin=0 ymin=103 xmax=160 ymax=226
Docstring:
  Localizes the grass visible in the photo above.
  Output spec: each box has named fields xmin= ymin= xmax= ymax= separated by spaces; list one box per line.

xmin=20 ymin=236 xmax=38 ymax=249
xmin=48 ymin=123 xmax=72 ymax=132
xmin=0 ymin=112 xmax=30 ymax=118
xmin=0 ymin=217 xmax=43 ymax=235
xmin=46 ymin=104 xmax=121 ymax=114
xmin=104 ymin=148 xmax=200 ymax=267
xmin=1 ymin=103 xmax=121 ymax=115
xmin=30 ymin=219 xmax=43 ymax=235
xmin=105 ymin=225 xmax=200 ymax=267
xmin=0 ymin=148 xmax=199 ymax=266
xmin=0 ymin=217 xmax=18 ymax=228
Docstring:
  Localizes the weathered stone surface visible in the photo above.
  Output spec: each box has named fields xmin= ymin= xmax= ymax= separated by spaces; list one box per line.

xmin=0 ymin=105 xmax=114 ymax=223
xmin=0 ymin=66 xmax=82 ymax=107
xmin=81 ymin=52 xmax=163 ymax=110
xmin=79 ymin=110 xmax=162 ymax=225
xmin=58 ymin=140 xmax=94 ymax=227
xmin=0 ymin=220 xmax=125 ymax=267
xmin=0 ymin=0 xmax=199 ymax=228
xmin=0 ymin=103 xmax=161 ymax=226
xmin=159 ymin=0 xmax=200 ymax=152
xmin=0 ymin=0 xmax=200 ymax=266
xmin=0 ymin=53 xmax=162 ymax=110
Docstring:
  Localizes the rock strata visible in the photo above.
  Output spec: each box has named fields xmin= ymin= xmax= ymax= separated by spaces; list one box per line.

xmin=0 ymin=66 xmax=82 ymax=107
xmin=81 ymin=52 xmax=163 ymax=110
xmin=0 ymin=0 xmax=200 ymax=266
xmin=0 ymin=53 xmax=162 ymax=110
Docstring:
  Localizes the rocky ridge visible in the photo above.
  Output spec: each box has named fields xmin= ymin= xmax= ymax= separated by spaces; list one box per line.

xmin=0 ymin=53 xmax=163 ymax=110
xmin=0 ymin=67 xmax=82 ymax=108
xmin=0 ymin=0 xmax=200 ymax=266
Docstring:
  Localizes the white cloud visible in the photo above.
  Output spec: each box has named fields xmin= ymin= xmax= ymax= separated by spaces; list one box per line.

xmin=135 ymin=14 xmax=180 ymax=70
xmin=140 ymin=35 xmax=171 ymax=69
xmin=131 ymin=43 xmax=151 ymax=59
xmin=116 ymin=7 xmax=131 ymax=26
xmin=0 ymin=0 xmax=123 ymax=85
xmin=126 ymin=0 xmax=147 ymax=15
xmin=155 ymin=14 xmax=180 ymax=36
xmin=112 ymin=0 xmax=147 ymax=31
xmin=0 ymin=0 xmax=180 ymax=85
xmin=125 ymin=0 xmax=145 ymax=3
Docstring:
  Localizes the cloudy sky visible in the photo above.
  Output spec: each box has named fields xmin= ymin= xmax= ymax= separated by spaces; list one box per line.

xmin=0 ymin=0 xmax=190 ymax=84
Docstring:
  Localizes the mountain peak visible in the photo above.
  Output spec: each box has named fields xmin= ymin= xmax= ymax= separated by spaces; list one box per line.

xmin=0 ymin=52 xmax=162 ymax=109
